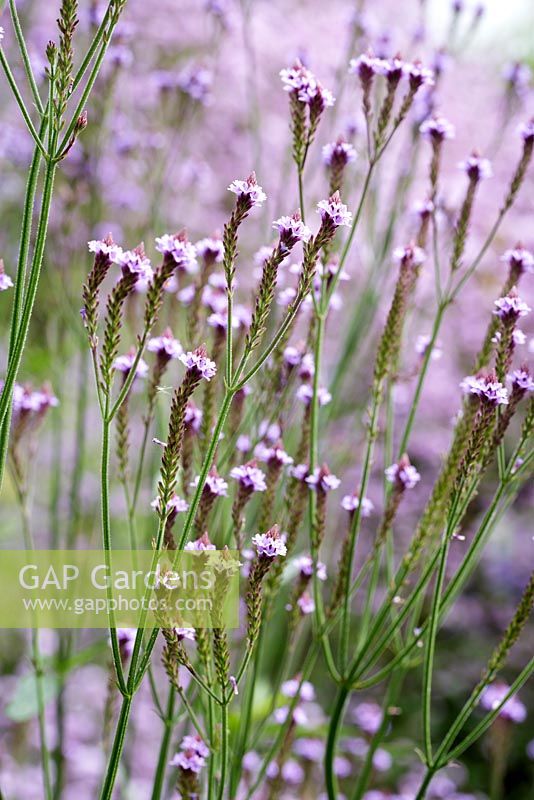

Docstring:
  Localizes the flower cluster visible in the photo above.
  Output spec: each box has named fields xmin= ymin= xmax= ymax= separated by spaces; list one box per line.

xmin=155 ymin=232 xmax=198 ymax=273
xmin=385 ymin=455 xmax=421 ymax=491
xmin=280 ymin=59 xmax=335 ymax=108
xmin=493 ymin=290 xmax=531 ymax=321
xmin=227 ymin=172 xmax=266 ymax=209
xmin=169 ymin=734 xmax=209 ymax=773
xmin=461 ymin=374 xmax=509 ymax=406
xmin=252 ymin=528 xmax=288 ymax=558
xmin=179 ymin=349 xmax=217 ymax=381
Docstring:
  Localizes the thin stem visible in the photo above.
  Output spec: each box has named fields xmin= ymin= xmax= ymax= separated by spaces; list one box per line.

xmin=150 ymin=686 xmax=175 ymax=800
xmin=99 ymin=696 xmax=133 ymax=800
xmin=324 ymin=684 xmax=349 ymax=800
xmin=217 ymin=701 xmax=229 ymax=800
xmin=8 ymin=0 xmax=44 ymax=114
xmin=422 ymin=533 xmax=450 ymax=765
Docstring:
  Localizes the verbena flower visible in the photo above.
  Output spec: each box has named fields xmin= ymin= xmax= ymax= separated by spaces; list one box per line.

xmin=179 ymin=349 xmax=217 ymax=380
xmin=419 ymin=115 xmax=456 ymax=141
xmin=461 ymin=374 xmax=509 ymax=406
xmin=155 ymin=232 xmax=198 ymax=273
xmin=297 ymin=593 xmax=315 ymax=615
xmin=306 ymin=467 xmax=341 ymax=492
xmin=281 ymin=678 xmax=315 ymax=701
xmin=147 ymin=328 xmax=183 ymax=359
xmin=493 ymin=290 xmax=531 ymax=320
xmin=177 ymin=64 xmax=213 ymax=105
xmin=150 ymin=494 xmax=189 ymax=514
xmin=0 ymin=260 xmax=14 ymax=291
xmin=322 ymin=139 xmax=357 ymax=167
xmin=195 ymin=236 xmax=224 ymax=263
xmin=510 ymin=368 xmax=534 ymax=392
xmin=501 ymin=245 xmax=534 ymax=275
xmin=185 ymin=533 xmax=217 ymax=551
xmin=316 ymin=193 xmax=353 ymax=227
xmin=296 ymin=555 xmax=327 ymax=581
xmin=227 ymin=172 xmax=266 ymax=208
xmin=230 ymin=463 xmax=267 ymax=492
xmin=349 ymin=53 xmax=386 ymax=82
xmin=88 ymin=237 xmax=123 ymax=260
xmin=352 ymin=701 xmax=384 ymax=734
xmin=480 ymin=683 xmax=526 ymax=723
xmin=272 ymin=212 xmax=312 ymax=250
xmin=112 ymin=349 xmax=149 ymax=378
xmin=393 ymin=243 xmax=426 ymax=266
xmin=385 ymin=455 xmax=421 ymax=490
xmin=296 ymin=384 xmax=332 ymax=406
xmin=190 ymin=472 xmax=228 ymax=496
xmin=341 ymin=494 xmax=374 ymax=516
xmin=180 ymin=735 xmax=210 ymax=758
xmin=415 ymin=334 xmax=443 ymax=360
xmin=458 ymin=153 xmax=493 ymax=181
xmin=254 ymin=441 xmax=293 ymax=467
xmin=280 ymin=59 xmax=334 ymax=107
xmin=252 ymin=529 xmax=287 ymax=558
xmin=114 ymin=245 xmax=154 ymax=281
xmin=116 ymin=628 xmax=136 ymax=659
xmin=404 ymin=60 xmax=435 ymax=89
xmin=518 ymin=118 xmax=534 ymax=143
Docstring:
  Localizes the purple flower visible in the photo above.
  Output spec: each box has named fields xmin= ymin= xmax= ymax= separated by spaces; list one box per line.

xmin=290 ymin=463 xmax=310 ymax=481
xmin=341 ymin=494 xmax=374 ymax=516
xmin=177 ymin=64 xmax=213 ymax=105
xmin=317 ymin=194 xmax=353 ymax=227
xmin=352 ymin=701 xmax=384 ymax=734
xmin=501 ymin=245 xmax=534 ymax=275
xmin=195 ymin=237 xmax=224 ymax=263
xmin=230 ymin=463 xmax=267 ymax=492
xmin=385 ymin=455 xmax=420 ymax=490
xmin=151 ymin=494 xmax=189 ymax=514
xmin=114 ymin=245 xmax=154 ymax=281
xmin=349 ymin=53 xmax=387 ymax=83
xmin=112 ymin=349 xmax=149 ymax=378
xmin=458 ymin=154 xmax=493 ymax=181
xmin=322 ymin=139 xmax=357 ymax=167
xmin=116 ymin=628 xmax=136 ymax=658
xmin=480 ymin=683 xmax=526 ymax=723
xmin=415 ymin=335 xmax=442 ymax=360
xmin=461 ymin=374 xmax=509 ymax=406
xmin=297 ymin=593 xmax=315 ymax=615
xmin=296 ymin=555 xmax=327 ymax=581
xmin=169 ymin=746 xmax=206 ymax=773
xmin=293 ymin=738 xmax=324 ymax=761
xmin=228 ymin=172 xmax=266 ymax=208
xmin=306 ymin=465 xmax=341 ymax=492
xmin=12 ymin=383 xmax=59 ymax=416
xmin=191 ymin=472 xmax=228 ymax=497
xmin=404 ymin=60 xmax=435 ymax=89
xmin=185 ymin=533 xmax=217 ymax=551
xmin=147 ymin=328 xmax=183 ymax=359
xmin=179 ymin=349 xmax=217 ymax=380
xmin=419 ymin=115 xmax=456 ymax=141
xmin=273 ymin=212 xmax=312 ymax=249
xmin=252 ymin=529 xmax=287 ymax=558
xmin=280 ymin=59 xmax=334 ymax=107
xmin=185 ymin=401 xmax=203 ymax=432
xmin=0 ymin=260 xmax=14 ymax=292
xmin=155 ymin=232 xmax=198 ymax=273
xmin=296 ymin=384 xmax=332 ymax=406
xmin=510 ymin=368 xmax=534 ymax=392
xmin=393 ymin=243 xmax=426 ymax=267
xmin=518 ymin=118 xmax=534 ymax=143
xmin=281 ymin=678 xmax=315 ymax=701
xmin=88 ymin=237 xmax=122 ymax=260
xmin=180 ymin=735 xmax=209 ymax=758
xmin=254 ymin=441 xmax=293 ymax=467
xmin=175 ymin=627 xmax=196 ymax=642
xmin=493 ymin=290 xmax=531 ymax=320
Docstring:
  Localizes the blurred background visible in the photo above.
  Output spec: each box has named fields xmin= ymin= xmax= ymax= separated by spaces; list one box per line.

xmin=0 ymin=1 xmax=533 ymax=798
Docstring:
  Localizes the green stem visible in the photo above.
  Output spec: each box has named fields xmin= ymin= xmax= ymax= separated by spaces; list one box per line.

xmin=99 ymin=695 xmax=133 ymax=800
xmin=0 ymin=46 xmax=47 ymax=156
xmin=8 ymin=0 xmax=44 ymax=114
xmin=324 ymin=684 xmax=349 ymax=800
xmin=422 ymin=532 xmax=450 ymax=765
xmin=150 ymin=686 xmax=175 ymax=800
xmin=0 ymin=158 xmax=57 ymax=487
xmin=217 ymin=701 xmax=229 ymax=800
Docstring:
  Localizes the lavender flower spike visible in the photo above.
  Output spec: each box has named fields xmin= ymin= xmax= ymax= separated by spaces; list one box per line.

xmin=316 ymin=192 xmax=353 ymax=227
xmin=179 ymin=346 xmax=217 ymax=381
xmin=385 ymin=454 xmax=421 ymax=490
xmin=493 ymin=289 xmax=531 ymax=321
xmin=155 ymin=230 xmax=198 ymax=273
xmin=461 ymin=373 xmax=509 ymax=406
xmin=458 ymin=152 xmax=493 ymax=182
xmin=228 ymin=172 xmax=266 ymax=208
xmin=252 ymin=525 xmax=287 ymax=558
xmin=273 ymin=211 xmax=312 ymax=251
